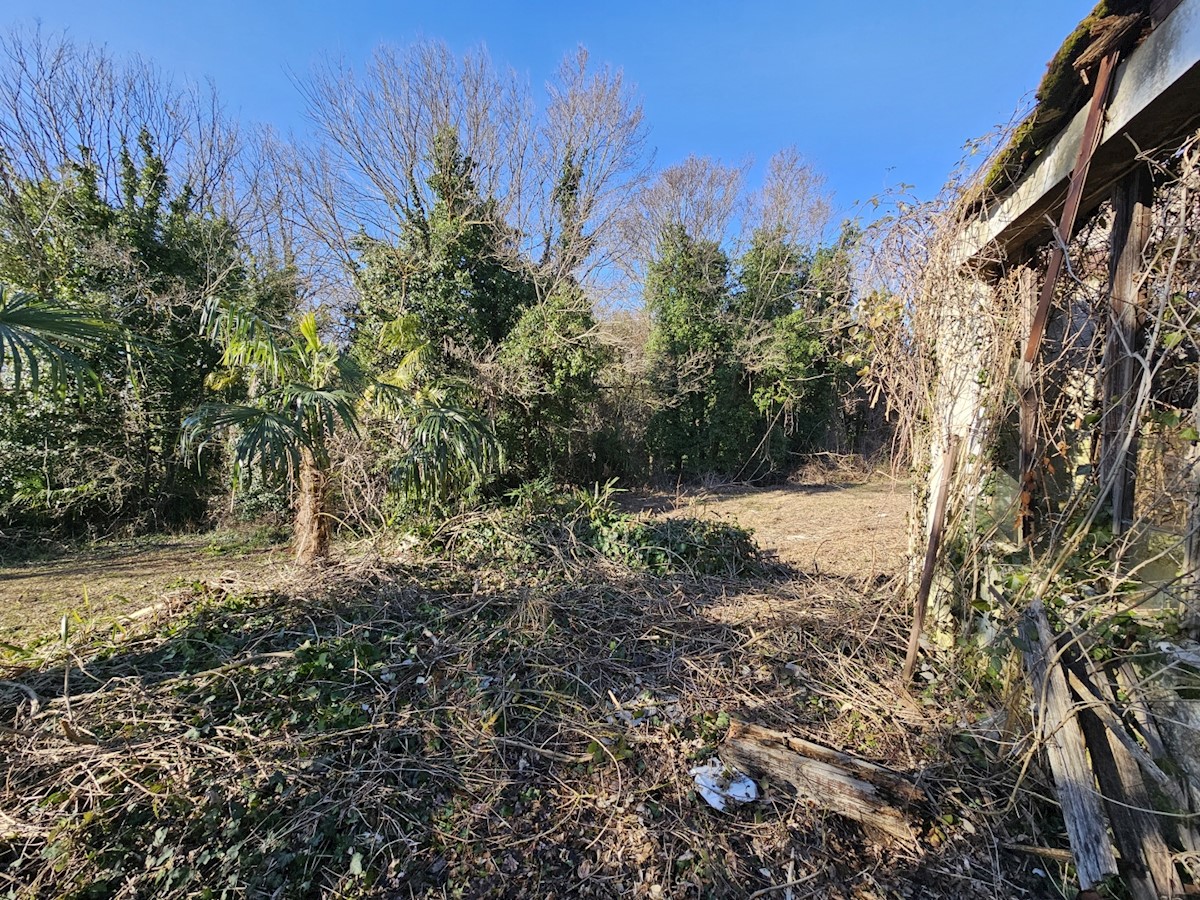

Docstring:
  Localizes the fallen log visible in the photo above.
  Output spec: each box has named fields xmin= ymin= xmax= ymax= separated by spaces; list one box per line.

xmin=721 ymin=719 xmax=924 ymax=847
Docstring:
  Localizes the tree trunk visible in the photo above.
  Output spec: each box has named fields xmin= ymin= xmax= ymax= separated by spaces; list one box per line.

xmin=293 ymin=447 xmax=330 ymax=565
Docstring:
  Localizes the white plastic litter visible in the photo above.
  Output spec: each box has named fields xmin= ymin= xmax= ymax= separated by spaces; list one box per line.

xmin=689 ymin=759 xmax=759 ymax=812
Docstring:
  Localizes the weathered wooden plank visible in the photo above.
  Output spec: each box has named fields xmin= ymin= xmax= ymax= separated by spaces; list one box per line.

xmin=1114 ymin=661 xmax=1168 ymax=760
xmin=722 ymin=720 xmax=921 ymax=847
xmin=1079 ymin=702 xmax=1184 ymax=899
xmin=903 ymin=434 xmax=961 ymax=681
xmin=1074 ymin=14 xmax=1146 ymax=72
xmin=1065 ymin=651 xmax=1184 ymax=898
xmin=1020 ymin=600 xmax=1119 ymax=889
xmin=1064 ymin=664 xmax=1183 ymax=808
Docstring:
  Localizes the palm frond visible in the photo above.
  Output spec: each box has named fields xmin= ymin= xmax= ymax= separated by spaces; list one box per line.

xmin=398 ymin=403 xmax=502 ymax=506
xmin=376 ymin=314 xmax=430 ymax=390
xmin=282 ymin=383 xmax=360 ymax=439
xmin=201 ymin=295 xmax=288 ymax=379
xmin=0 ymin=282 xmax=112 ymax=394
xmin=182 ymin=402 xmax=311 ymax=483
xmin=364 ymin=378 xmax=418 ymax=417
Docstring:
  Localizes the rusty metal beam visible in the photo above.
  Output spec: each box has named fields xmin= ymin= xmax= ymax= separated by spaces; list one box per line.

xmin=1024 ymin=51 xmax=1121 ymax=365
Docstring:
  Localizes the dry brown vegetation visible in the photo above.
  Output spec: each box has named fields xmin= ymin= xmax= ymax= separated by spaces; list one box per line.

xmin=0 ymin=484 xmax=1068 ymax=900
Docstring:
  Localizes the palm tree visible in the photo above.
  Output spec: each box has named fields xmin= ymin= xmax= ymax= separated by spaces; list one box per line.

xmin=0 ymin=283 xmax=111 ymax=394
xmin=183 ymin=300 xmax=498 ymax=565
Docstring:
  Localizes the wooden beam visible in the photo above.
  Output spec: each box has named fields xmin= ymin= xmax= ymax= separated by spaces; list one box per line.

xmin=1099 ymin=167 xmax=1153 ymax=535
xmin=1020 ymin=600 xmax=1119 ymax=890
xmin=1066 ymin=651 xmax=1184 ymax=898
xmin=903 ymin=434 xmax=960 ymax=681
xmin=1078 ymin=703 xmax=1184 ymax=899
xmin=958 ymin=0 xmax=1200 ymax=264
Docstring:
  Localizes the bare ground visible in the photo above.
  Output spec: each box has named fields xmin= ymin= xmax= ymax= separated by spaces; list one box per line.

xmin=0 ymin=486 xmax=1054 ymax=899
xmin=1 ymin=482 xmax=913 ymax=651
xmin=627 ymin=479 xmax=913 ymax=579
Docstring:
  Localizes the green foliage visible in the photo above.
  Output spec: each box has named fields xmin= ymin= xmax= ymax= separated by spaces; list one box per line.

xmin=643 ymin=226 xmax=761 ymax=476
xmin=393 ymin=400 xmax=502 ymax=509
xmin=641 ymin=222 xmax=861 ymax=479
xmin=185 ymin=304 xmax=359 ymax=484
xmin=0 ymin=133 xmax=255 ymax=529
xmin=350 ymin=126 xmax=610 ymax=487
xmin=0 ymin=283 xmax=112 ymax=395
xmin=187 ymin=295 xmax=502 ymax=551
xmin=351 ymin=126 xmax=536 ymax=376
xmin=495 ymin=288 xmax=610 ymax=479
xmin=441 ymin=478 xmax=764 ymax=576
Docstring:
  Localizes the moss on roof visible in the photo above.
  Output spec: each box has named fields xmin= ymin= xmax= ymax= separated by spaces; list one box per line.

xmin=978 ymin=0 xmax=1152 ymax=199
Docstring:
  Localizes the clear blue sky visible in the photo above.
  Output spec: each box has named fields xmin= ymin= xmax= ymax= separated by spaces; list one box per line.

xmin=3 ymin=1 xmax=1094 ymax=215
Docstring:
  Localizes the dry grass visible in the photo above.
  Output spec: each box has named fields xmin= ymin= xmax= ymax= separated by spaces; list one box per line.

xmin=0 ymin=545 xmax=1045 ymax=899
xmin=0 ymin=530 xmax=291 ymax=650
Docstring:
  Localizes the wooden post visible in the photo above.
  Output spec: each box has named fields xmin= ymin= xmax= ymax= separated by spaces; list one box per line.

xmin=903 ymin=435 xmax=961 ymax=682
xmin=1017 ymin=267 xmax=1039 ymax=545
xmin=1099 ymin=167 xmax=1152 ymax=536
xmin=1019 ymin=600 xmax=1119 ymax=890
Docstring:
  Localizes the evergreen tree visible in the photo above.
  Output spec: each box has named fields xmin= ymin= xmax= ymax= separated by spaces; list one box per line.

xmin=351 ymin=126 xmax=536 ymax=375
xmin=0 ymin=132 xmax=258 ymax=528
xmin=643 ymin=225 xmax=760 ymax=477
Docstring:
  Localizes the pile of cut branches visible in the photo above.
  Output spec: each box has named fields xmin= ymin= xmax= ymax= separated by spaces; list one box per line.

xmin=0 ymin=542 xmax=1036 ymax=898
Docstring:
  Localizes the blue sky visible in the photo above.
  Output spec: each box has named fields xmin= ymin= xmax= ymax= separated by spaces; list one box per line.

xmin=3 ymin=1 xmax=1094 ymax=216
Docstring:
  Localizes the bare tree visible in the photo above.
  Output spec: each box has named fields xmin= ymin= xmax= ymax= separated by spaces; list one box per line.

xmin=533 ymin=46 xmax=650 ymax=293
xmin=295 ymin=41 xmax=533 ymax=250
xmin=0 ymin=26 xmax=246 ymax=303
xmin=0 ymin=25 xmax=240 ymax=214
xmin=743 ymin=147 xmax=832 ymax=252
xmin=621 ymin=155 xmax=747 ymax=280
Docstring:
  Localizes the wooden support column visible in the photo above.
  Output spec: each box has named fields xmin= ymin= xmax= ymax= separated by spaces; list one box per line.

xmin=1185 ymin=383 xmax=1200 ymax=635
xmin=1017 ymin=268 xmax=1039 ymax=546
xmin=1099 ymin=167 xmax=1153 ymax=536
xmin=1018 ymin=53 xmax=1120 ymax=544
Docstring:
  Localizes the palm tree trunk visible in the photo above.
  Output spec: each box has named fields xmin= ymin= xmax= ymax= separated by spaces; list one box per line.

xmin=293 ymin=447 xmax=330 ymax=565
